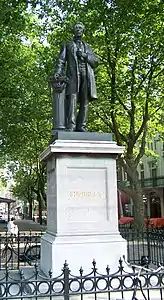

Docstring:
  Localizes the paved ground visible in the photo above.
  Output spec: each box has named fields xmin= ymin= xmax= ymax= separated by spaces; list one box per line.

xmin=0 ymin=219 xmax=46 ymax=233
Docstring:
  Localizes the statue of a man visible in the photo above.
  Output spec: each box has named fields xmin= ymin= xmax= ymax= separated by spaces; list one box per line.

xmin=54 ymin=21 xmax=99 ymax=132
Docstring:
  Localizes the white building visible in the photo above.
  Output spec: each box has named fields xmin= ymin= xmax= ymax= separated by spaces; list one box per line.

xmin=138 ymin=138 xmax=164 ymax=218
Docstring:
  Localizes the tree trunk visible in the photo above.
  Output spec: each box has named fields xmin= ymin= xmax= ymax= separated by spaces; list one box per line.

xmin=131 ymin=183 xmax=144 ymax=229
xmin=129 ymin=165 xmax=144 ymax=229
xmin=23 ymin=201 xmax=28 ymax=219
xmin=119 ymin=156 xmax=145 ymax=229
xmin=27 ymin=186 xmax=33 ymax=220
xmin=29 ymin=199 xmax=33 ymax=220
xmin=37 ymin=193 xmax=43 ymax=225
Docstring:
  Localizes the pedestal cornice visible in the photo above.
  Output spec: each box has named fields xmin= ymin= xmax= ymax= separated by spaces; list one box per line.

xmin=40 ymin=139 xmax=124 ymax=161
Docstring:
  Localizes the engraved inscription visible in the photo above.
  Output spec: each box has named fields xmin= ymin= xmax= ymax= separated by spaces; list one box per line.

xmin=69 ymin=191 xmax=105 ymax=200
xmin=66 ymin=166 xmax=108 ymax=221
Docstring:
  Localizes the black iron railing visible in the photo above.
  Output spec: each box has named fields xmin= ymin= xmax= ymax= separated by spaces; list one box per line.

xmin=119 ymin=225 xmax=164 ymax=266
xmin=0 ymin=231 xmax=43 ymax=270
xmin=1 ymin=228 xmax=164 ymax=271
xmin=0 ymin=259 xmax=164 ymax=300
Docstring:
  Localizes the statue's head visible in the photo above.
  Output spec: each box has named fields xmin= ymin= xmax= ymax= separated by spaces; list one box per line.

xmin=72 ymin=22 xmax=85 ymax=38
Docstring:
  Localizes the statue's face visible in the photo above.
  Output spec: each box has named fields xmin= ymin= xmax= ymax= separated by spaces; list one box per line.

xmin=73 ymin=23 xmax=84 ymax=38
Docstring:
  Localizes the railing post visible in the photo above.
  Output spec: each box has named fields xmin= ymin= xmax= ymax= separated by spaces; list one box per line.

xmin=17 ymin=230 xmax=20 ymax=269
xmin=5 ymin=266 xmax=9 ymax=299
xmin=0 ymin=234 xmax=2 ymax=270
xmin=146 ymin=216 xmax=151 ymax=266
xmin=92 ymin=259 xmax=97 ymax=300
xmin=119 ymin=257 xmax=124 ymax=300
xmin=63 ymin=261 xmax=70 ymax=300
xmin=49 ymin=269 xmax=53 ymax=300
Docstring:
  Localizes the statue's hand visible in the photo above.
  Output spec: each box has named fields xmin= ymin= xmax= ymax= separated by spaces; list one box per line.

xmin=77 ymin=50 xmax=87 ymax=59
xmin=50 ymin=73 xmax=68 ymax=93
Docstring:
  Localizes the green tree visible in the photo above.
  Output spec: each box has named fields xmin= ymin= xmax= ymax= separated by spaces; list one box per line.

xmin=44 ymin=0 xmax=164 ymax=227
xmin=0 ymin=0 xmax=163 ymax=228
xmin=11 ymin=160 xmax=46 ymax=222
xmin=0 ymin=1 xmax=53 ymax=222
xmin=91 ymin=0 xmax=163 ymax=228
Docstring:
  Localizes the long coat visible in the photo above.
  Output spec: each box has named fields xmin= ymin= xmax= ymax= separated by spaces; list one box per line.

xmin=55 ymin=40 xmax=98 ymax=101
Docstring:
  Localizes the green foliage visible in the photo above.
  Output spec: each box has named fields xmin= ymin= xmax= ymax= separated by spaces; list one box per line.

xmin=0 ymin=0 xmax=52 ymax=218
xmin=0 ymin=0 xmax=163 ymax=226
xmin=42 ymin=0 xmax=163 ymax=226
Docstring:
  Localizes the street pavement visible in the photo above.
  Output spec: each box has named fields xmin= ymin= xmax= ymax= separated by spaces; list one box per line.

xmin=0 ymin=219 xmax=46 ymax=233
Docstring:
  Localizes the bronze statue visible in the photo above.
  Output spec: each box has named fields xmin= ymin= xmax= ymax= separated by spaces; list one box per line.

xmin=51 ymin=22 xmax=99 ymax=132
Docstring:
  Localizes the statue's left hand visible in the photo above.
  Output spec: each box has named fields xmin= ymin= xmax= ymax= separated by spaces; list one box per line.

xmin=77 ymin=50 xmax=87 ymax=59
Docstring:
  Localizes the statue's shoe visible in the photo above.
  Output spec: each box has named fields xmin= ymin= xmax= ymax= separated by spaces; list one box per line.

xmin=76 ymin=127 xmax=86 ymax=132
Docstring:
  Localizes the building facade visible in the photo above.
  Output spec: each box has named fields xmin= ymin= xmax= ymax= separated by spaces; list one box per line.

xmin=118 ymin=137 xmax=164 ymax=219
xmin=138 ymin=138 xmax=164 ymax=218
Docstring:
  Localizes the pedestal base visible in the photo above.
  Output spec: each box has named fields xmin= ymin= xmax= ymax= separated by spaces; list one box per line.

xmin=40 ymin=134 xmax=127 ymax=277
xmin=41 ymin=231 xmax=127 ymax=276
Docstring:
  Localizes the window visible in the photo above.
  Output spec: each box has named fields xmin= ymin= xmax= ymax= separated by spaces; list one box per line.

xmin=148 ymin=161 xmax=157 ymax=187
xmin=123 ymin=172 xmax=128 ymax=181
xmin=140 ymin=163 xmax=144 ymax=171
xmin=140 ymin=170 xmax=144 ymax=180
xmin=117 ymin=165 xmax=122 ymax=181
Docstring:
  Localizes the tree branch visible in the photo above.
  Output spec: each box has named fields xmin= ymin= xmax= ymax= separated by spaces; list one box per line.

xmin=103 ymin=23 xmax=113 ymax=70
xmin=110 ymin=110 xmax=127 ymax=144
xmin=134 ymin=56 xmax=155 ymax=165
xmin=92 ymin=105 xmax=111 ymax=124
xmin=93 ymin=106 xmax=127 ymax=144
xmin=115 ymin=91 xmax=131 ymax=114
xmin=135 ymin=124 xmax=148 ymax=165
xmin=0 ymin=79 xmax=6 ymax=85
xmin=133 ymin=55 xmax=154 ymax=144
xmin=127 ymin=57 xmax=138 ymax=154
xmin=93 ymin=107 xmax=114 ymax=131
xmin=134 ymin=68 xmax=152 ymax=98
xmin=118 ymin=155 xmax=135 ymax=182
xmin=153 ymin=67 xmax=164 ymax=79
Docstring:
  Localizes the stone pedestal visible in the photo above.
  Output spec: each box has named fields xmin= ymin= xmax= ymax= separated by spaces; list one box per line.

xmin=40 ymin=132 xmax=127 ymax=276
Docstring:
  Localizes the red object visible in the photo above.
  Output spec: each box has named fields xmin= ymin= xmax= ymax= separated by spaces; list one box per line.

xmin=148 ymin=218 xmax=164 ymax=228
xmin=117 ymin=190 xmax=130 ymax=219
xmin=118 ymin=217 xmax=134 ymax=225
xmin=118 ymin=217 xmax=164 ymax=228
